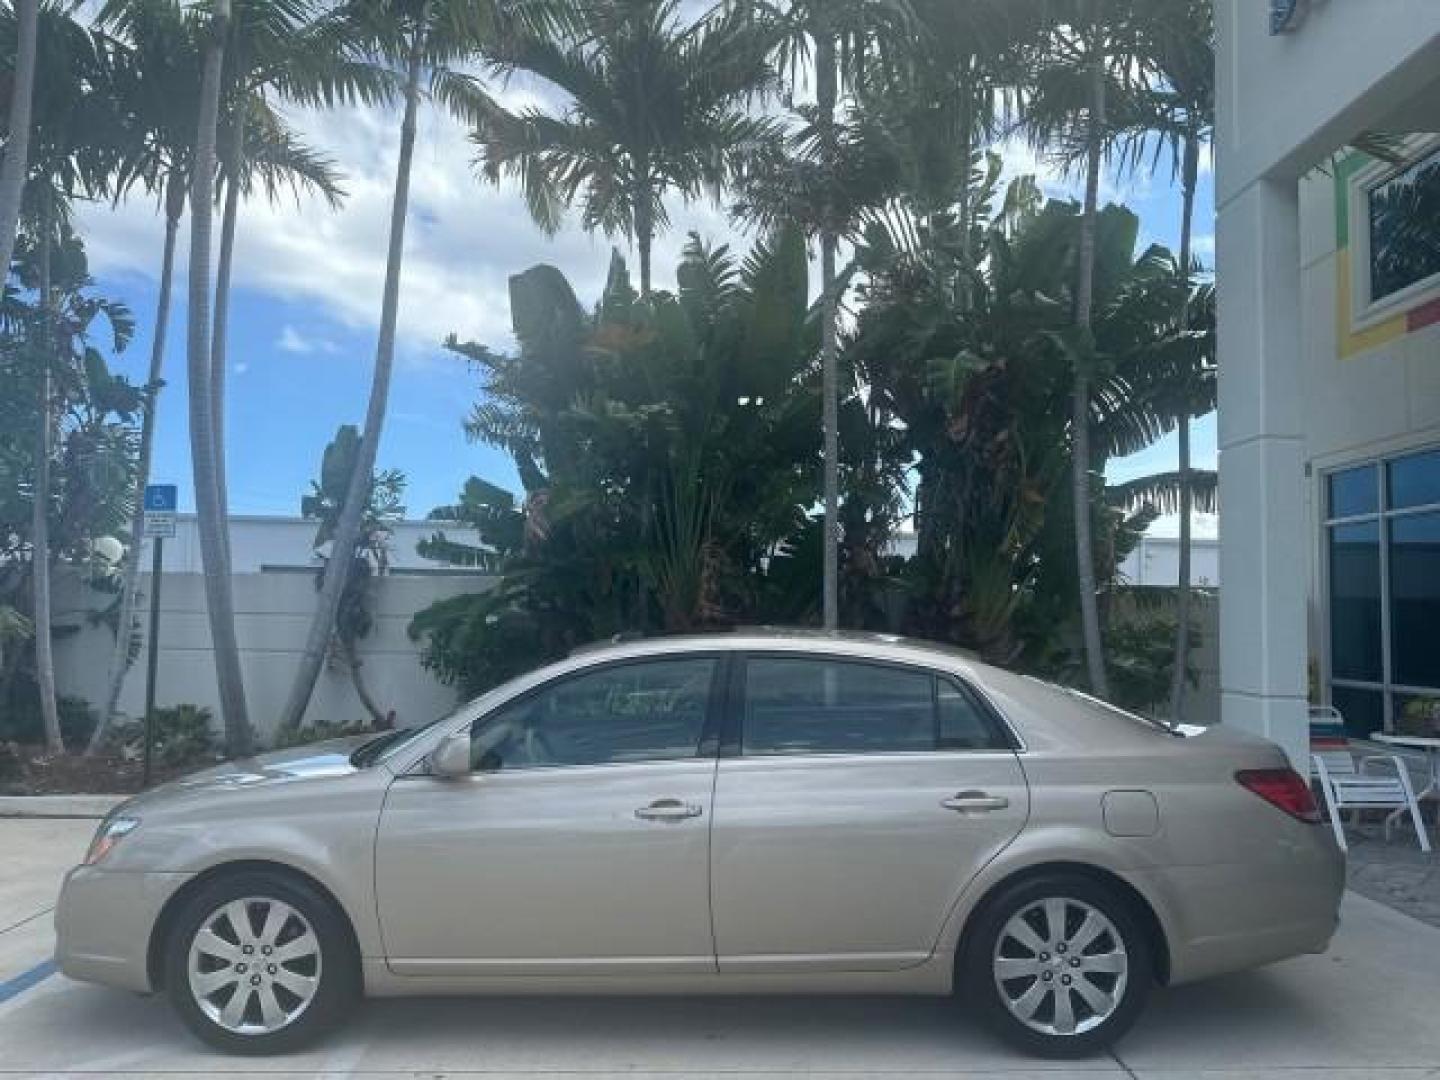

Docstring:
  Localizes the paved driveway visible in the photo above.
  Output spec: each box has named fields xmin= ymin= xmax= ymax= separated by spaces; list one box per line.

xmin=3 ymin=817 xmax=1439 ymax=1079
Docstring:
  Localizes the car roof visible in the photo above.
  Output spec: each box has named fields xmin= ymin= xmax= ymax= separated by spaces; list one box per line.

xmin=567 ymin=628 xmax=982 ymax=668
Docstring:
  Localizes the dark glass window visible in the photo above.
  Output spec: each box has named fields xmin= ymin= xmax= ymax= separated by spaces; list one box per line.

xmin=1330 ymin=686 xmax=1384 ymax=740
xmin=1329 ymin=522 xmax=1383 ymax=682
xmin=1369 ymin=148 xmax=1440 ymax=302
xmin=470 ymin=658 xmax=715 ymax=771
xmin=1390 ymin=513 xmax=1440 ymax=689
xmin=1328 ymin=466 xmax=1378 ymax=519
xmin=744 ymin=658 xmax=936 ymax=755
xmin=1388 ymin=448 xmax=1440 ymax=511
xmin=938 ymin=680 xmax=1009 ymax=750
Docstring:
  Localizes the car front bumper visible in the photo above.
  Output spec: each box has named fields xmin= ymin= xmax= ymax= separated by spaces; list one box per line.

xmin=53 ymin=865 xmax=194 ymax=993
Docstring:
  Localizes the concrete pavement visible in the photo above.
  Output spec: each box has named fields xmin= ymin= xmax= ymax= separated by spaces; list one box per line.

xmin=2 ymin=817 xmax=1440 ymax=1078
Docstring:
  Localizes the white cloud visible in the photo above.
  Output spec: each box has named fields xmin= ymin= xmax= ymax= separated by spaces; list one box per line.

xmin=276 ymin=325 xmax=315 ymax=353
xmin=233 ymin=361 xmax=250 ymax=375
xmin=76 ymin=99 xmax=742 ymax=361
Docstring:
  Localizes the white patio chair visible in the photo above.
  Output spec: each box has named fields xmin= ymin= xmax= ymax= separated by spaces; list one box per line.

xmin=1311 ymin=743 xmax=1431 ymax=853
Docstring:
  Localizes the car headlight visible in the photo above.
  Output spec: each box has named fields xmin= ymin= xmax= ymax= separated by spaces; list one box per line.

xmin=84 ymin=815 xmax=140 ymax=865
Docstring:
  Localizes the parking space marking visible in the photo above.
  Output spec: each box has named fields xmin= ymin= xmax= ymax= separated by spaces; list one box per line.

xmin=0 ymin=958 xmax=57 ymax=1004
xmin=0 ymin=905 xmax=53 ymax=936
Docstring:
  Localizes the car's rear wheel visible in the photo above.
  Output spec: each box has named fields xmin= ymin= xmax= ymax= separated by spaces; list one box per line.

xmin=964 ymin=874 xmax=1153 ymax=1058
xmin=164 ymin=870 xmax=358 ymax=1054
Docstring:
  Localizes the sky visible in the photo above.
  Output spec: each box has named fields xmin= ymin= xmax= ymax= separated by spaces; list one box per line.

xmin=75 ymin=90 xmax=1218 ymax=541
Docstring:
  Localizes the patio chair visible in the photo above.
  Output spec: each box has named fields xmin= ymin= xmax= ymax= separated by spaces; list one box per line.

xmin=1311 ymin=728 xmax=1431 ymax=853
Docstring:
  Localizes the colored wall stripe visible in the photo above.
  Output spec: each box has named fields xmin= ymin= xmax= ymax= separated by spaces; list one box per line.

xmin=0 ymin=959 xmax=57 ymax=1004
xmin=1337 ymin=250 xmax=1408 ymax=359
xmin=1407 ymin=295 xmax=1440 ymax=333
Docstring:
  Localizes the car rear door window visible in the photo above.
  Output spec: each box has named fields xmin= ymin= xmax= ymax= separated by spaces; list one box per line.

xmin=471 ymin=658 xmax=716 ymax=771
xmin=737 ymin=658 xmax=901 ymax=755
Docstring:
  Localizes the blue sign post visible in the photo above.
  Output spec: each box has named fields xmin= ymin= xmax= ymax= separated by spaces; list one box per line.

xmin=141 ymin=485 xmax=177 ymax=786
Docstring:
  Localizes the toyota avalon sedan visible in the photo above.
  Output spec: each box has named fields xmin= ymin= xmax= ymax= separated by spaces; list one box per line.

xmin=56 ymin=631 xmax=1343 ymax=1058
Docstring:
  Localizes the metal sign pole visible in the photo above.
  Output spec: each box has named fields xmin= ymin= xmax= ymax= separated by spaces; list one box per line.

xmin=142 ymin=534 xmax=163 ymax=788
xmin=139 ymin=484 xmax=175 ymax=789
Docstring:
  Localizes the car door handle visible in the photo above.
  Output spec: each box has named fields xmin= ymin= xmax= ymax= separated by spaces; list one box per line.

xmin=635 ymin=799 xmax=703 ymax=822
xmin=942 ymin=792 xmax=1010 ymax=813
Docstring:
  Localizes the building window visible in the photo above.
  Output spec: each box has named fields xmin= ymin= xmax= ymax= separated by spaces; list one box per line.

xmin=1325 ymin=446 xmax=1440 ymax=737
xmin=1368 ymin=146 xmax=1440 ymax=304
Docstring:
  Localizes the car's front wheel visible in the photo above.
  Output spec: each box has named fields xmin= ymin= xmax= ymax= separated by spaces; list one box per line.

xmin=964 ymin=874 xmax=1153 ymax=1058
xmin=164 ymin=870 xmax=358 ymax=1054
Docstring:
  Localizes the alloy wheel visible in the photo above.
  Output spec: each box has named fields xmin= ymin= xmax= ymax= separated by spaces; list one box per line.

xmin=991 ymin=896 xmax=1129 ymax=1037
xmin=186 ymin=896 xmax=323 ymax=1035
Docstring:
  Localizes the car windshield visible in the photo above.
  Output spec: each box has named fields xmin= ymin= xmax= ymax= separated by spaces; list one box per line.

xmin=349 ymin=714 xmax=453 ymax=768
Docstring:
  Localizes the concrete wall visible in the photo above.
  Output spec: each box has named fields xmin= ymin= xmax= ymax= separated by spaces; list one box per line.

xmin=135 ymin=516 xmax=480 ymax=573
xmin=53 ymin=570 xmax=495 ymax=743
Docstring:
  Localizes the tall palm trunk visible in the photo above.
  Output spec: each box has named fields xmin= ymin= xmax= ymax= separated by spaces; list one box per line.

xmin=816 ymin=26 xmax=839 ymax=631
xmin=0 ymin=0 xmax=37 ymax=278
xmin=1072 ymin=36 xmax=1109 ymax=698
xmin=91 ymin=173 xmax=186 ymax=754
xmin=278 ymin=15 xmax=428 ymax=733
xmin=32 ymin=217 xmax=62 ymax=754
xmin=188 ymin=0 xmax=252 ymax=756
xmin=211 ymin=115 xmax=245 ymax=576
xmin=1168 ymin=131 xmax=1201 ymax=721
xmin=634 ymin=173 xmax=653 ymax=296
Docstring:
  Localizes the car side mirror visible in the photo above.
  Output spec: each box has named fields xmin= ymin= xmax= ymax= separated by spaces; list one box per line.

xmin=430 ymin=731 xmax=471 ymax=778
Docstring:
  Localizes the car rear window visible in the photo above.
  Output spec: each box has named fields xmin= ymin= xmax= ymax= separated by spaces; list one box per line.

xmin=742 ymin=656 xmax=1012 ymax=756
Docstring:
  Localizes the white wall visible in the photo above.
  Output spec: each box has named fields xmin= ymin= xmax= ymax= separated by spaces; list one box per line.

xmin=53 ymin=570 xmax=494 ymax=742
xmin=137 ymin=516 xmax=479 ymax=573
xmin=1118 ymin=537 xmax=1220 ymax=589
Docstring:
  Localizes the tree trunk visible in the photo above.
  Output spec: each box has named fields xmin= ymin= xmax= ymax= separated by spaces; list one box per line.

xmin=90 ymin=175 xmax=185 ymax=754
xmin=188 ymin=0 xmax=253 ymax=756
xmin=0 ymin=0 xmax=37 ymax=279
xmin=277 ymin=16 xmax=428 ymax=733
xmin=32 ymin=219 xmax=62 ymax=754
xmin=635 ymin=181 xmax=653 ymax=297
xmin=816 ymin=27 xmax=840 ymax=631
xmin=340 ymin=635 xmax=386 ymax=727
xmin=1168 ymin=130 xmax=1201 ymax=722
xmin=1071 ymin=38 xmax=1109 ymax=698
xmin=211 ymin=113 xmax=245 ymax=577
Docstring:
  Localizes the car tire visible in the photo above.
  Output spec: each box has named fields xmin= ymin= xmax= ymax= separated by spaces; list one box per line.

xmin=962 ymin=874 xmax=1153 ymax=1058
xmin=163 ymin=869 xmax=359 ymax=1054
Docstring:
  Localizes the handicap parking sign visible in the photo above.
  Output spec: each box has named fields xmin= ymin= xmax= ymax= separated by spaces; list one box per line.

xmin=143 ymin=485 xmax=178 ymax=513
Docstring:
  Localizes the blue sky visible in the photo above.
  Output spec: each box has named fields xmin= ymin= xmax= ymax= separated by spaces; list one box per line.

xmin=78 ymin=100 xmax=1217 ymax=536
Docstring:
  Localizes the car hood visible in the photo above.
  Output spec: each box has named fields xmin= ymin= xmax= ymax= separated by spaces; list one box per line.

xmin=119 ymin=735 xmax=377 ymax=813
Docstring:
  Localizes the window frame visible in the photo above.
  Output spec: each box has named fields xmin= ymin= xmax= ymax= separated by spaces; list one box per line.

xmin=1347 ymin=135 xmax=1440 ymax=333
xmin=456 ymin=653 xmax=732 ymax=775
xmin=1321 ymin=445 xmax=1440 ymax=734
xmin=723 ymin=651 xmax=1021 ymax=760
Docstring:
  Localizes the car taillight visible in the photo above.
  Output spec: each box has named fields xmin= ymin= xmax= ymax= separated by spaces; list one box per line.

xmin=1236 ymin=768 xmax=1322 ymax=824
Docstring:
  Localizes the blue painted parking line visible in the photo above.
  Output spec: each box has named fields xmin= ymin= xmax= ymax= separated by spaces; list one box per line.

xmin=0 ymin=959 xmax=57 ymax=1004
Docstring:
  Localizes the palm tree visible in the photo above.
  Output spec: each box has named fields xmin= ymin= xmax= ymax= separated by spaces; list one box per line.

xmin=744 ymin=0 xmax=911 ymax=630
xmin=1127 ymin=0 xmax=1213 ymax=721
xmin=91 ymin=0 xmax=198 ymax=752
xmin=91 ymin=0 xmax=348 ymax=752
xmin=207 ymin=0 xmax=389 ymax=533
xmin=1014 ymin=0 xmax=1152 ymax=697
xmin=278 ymin=0 xmax=556 ymax=733
xmin=0 ymin=0 xmax=38 ymax=280
xmin=472 ymin=0 xmax=776 ymax=296
xmin=10 ymin=4 xmax=129 ymax=751
xmin=185 ymin=0 xmax=254 ymax=754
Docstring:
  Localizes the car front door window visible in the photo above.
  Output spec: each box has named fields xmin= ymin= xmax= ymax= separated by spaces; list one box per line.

xmin=470 ymin=657 xmax=717 ymax=772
